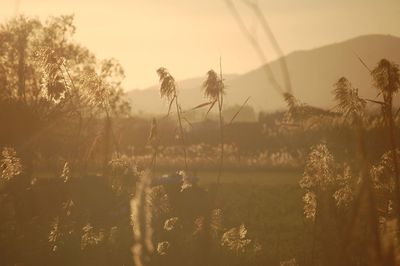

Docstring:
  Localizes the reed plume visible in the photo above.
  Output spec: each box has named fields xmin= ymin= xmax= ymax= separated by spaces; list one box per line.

xmin=203 ymin=67 xmax=225 ymax=184
xmin=157 ymin=67 xmax=188 ymax=171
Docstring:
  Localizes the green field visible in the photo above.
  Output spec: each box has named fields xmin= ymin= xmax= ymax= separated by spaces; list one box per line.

xmin=196 ymin=170 xmax=302 ymax=186
xmin=155 ymin=170 xmax=303 ymax=186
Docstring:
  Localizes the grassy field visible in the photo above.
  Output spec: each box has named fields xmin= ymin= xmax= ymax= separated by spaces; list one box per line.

xmin=196 ymin=170 xmax=302 ymax=186
xmin=154 ymin=169 xmax=302 ymax=186
xmin=36 ymin=169 xmax=302 ymax=187
xmin=204 ymin=172 xmax=308 ymax=265
xmin=149 ymin=169 xmax=309 ymax=264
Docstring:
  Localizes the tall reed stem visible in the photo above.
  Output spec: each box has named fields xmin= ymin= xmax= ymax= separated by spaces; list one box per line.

xmin=103 ymin=111 xmax=111 ymax=176
xmin=174 ymin=94 xmax=188 ymax=172
xmin=217 ymin=58 xmax=224 ymax=184
xmin=386 ymin=100 xmax=400 ymax=221
xmin=356 ymin=122 xmax=383 ymax=264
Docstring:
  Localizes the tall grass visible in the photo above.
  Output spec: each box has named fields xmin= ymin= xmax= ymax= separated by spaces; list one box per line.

xmin=202 ymin=67 xmax=225 ymax=184
xmin=157 ymin=68 xmax=188 ymax=172
xmin=371 ymin=59 xmax=400 ymax=221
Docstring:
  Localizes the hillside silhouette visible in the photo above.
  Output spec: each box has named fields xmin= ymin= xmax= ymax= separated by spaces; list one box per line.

xmin=127 ymin=34 xmax=400 ymax=113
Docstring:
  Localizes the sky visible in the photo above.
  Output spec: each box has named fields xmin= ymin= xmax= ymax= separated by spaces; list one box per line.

xmin=1 ymin=0 xmax=400 ymax=90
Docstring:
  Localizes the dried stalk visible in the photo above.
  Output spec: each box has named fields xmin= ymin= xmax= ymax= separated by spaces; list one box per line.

xmin=131 ymin=171 xmax=154 ymax=266
xmin=217 ymin=58 xmax=224 ymax=184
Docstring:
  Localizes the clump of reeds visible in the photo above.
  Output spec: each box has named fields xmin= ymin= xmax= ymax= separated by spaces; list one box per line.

xmin=300 ymin=143 xmax=357 ymax=265
xmin=300 ymin=144 xmax=336 ymax=220
xmin=332 ymin=74 xmax=384 ymax=265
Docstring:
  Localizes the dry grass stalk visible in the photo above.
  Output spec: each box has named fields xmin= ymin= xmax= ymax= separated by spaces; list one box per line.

xmin=333 ymin=76 xmax=383 ymax=263
xmin=148 ymin=118 xmax=158 ymax=173
xmin=131 ymin=170 xmax=154 ymax=266
xmin=372 ymin=59 xmax=400 ymax=222
xmin=157 ymin=67 xmax=188 ymax=171
xmin=202 ymin=64 xmax=225 ymax=184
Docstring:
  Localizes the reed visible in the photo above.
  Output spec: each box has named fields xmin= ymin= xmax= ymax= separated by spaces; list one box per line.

xmin=157 ymin=67 xmax=188 ymax=172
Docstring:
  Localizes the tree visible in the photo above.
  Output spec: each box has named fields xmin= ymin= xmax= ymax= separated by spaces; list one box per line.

xmin=0 ymin=15 xmax=130 ymax=176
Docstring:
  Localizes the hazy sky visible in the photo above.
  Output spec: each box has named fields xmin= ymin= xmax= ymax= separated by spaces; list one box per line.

xmin=1 ymin=0 xmax=400 ymax=90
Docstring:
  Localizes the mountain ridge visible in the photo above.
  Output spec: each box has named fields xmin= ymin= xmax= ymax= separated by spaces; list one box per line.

xmin=126 ymin=34 xmax=400 ymax=114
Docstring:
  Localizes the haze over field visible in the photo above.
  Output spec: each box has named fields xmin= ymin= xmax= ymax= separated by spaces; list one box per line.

xmin=2 ymin=1 xmax=400 ymax=265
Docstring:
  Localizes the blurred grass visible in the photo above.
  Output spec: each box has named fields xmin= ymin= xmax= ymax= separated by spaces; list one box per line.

xmin=195 ymin=170 xmax=302 ymax=186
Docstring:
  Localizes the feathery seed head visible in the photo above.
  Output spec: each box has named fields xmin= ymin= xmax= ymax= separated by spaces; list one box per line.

xmin=203 ymin=69 xmax=224 ymax=100
xmin=221 ymin=224 xmax=252 ymax=254
xmin=300 ymin=144 xmax=335 ymax=190
xmin=372 ymin=59 xmax=400 ymax=97
xmin=61 ymin=161 xmax=70 ymax=183
xmin=164 ymin=217 xmax=179 ymax=231
xmin=1 ymin=147 xmax=22 ymax=181
xmin=157 ymin=241 xmax=170 ymax=256
xmin=157 ymin=67 xmax=176 ymax=100
xmin=333 ymin=77 xmax=366 ymax=122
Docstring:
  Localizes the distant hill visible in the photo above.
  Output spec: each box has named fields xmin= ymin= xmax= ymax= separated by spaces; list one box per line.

xmin=126 ymin=34 xmax=400 ymax=114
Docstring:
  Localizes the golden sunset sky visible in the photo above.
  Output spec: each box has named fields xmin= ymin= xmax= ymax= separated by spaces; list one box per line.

xmin=1 ymin=0 xmax=399 ymax=90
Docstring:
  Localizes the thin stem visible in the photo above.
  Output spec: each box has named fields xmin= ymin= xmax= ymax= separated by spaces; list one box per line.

xmin=356 ymin=122 xmax=383 ymax=264
xmin=386 ymin=98 xmax=400 ymax=223
xmin=244 ymin=0 xmax=292 ymax=93
xmin=152 ymin=149 xmax=157 ymax=174
xmin=217 ymin=98 xmax=223 ymax=185
xmin=225 ymin=0 xmax=283 ymax=95
xmin=103 ymin=111 xmax=111 ymax=176
xmin=174 ymin=95 xmax=188 ymax=172
xmin=217 ymin=58 xmax=224 ymax=185
xmin=149 ymin=142 xmax=157 ymax=175
xmin=310 ymin=197 xmax=318 ymax=266
xmin=341 ymin=116 xmax=383 ymax=264
xmin=149 ymin=119 xmax=158 ymax=175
